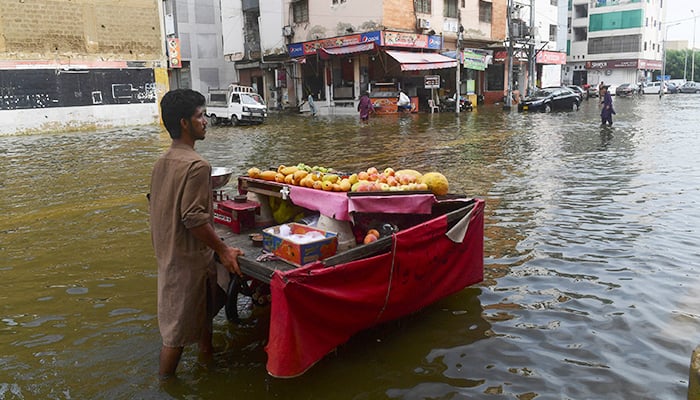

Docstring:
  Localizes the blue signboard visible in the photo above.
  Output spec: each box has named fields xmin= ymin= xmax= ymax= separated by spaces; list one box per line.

xmin=656 ymin=75 xmax=671 ymax=81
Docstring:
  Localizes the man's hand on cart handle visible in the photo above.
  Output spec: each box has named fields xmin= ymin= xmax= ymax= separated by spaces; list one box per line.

xmin=218 ymin=246 xmax=244 ymax=276
xmin=190 ymin=224 xmax=244 ymax=276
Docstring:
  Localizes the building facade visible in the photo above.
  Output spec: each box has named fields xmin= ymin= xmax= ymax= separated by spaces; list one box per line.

xmin=565 ymin=0 xmax=665 ymax=87
xmin=162 ymin=0 xmax=238 ymax=93
xmin=221 ymin=0 xmax=509 ymax=112
xmin=0 ymin=0 xmax=167 ymax=135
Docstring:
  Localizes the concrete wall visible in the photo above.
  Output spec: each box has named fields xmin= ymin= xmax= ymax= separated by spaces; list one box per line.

xmin=291 ymin=0 xmax=384 ymax=42
xmin=0 ymin=103 xmax=159 ymax=136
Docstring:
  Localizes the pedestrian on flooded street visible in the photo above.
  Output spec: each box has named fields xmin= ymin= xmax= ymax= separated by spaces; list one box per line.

xmin=148 ymin=89 xmax=244 ymax=381
xmin=358 ymin=91 xmax=374 ymax=122
xmin=600 ymin=85 xmax=615 ymax=126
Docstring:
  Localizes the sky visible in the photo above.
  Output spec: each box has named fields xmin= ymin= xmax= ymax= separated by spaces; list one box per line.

xmin=665 ymin=0 xmax=699 ymax=45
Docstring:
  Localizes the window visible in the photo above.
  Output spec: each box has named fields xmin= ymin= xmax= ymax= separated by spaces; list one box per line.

xmin=293 ymin=0 xmax=309 ymax=23
xmin=550 ymin=0 xmax=557 ymax=5
xmin=549 ymin=24 xmax=557 ymax=41
xmin=444 ymin=0 xmax=458 ymax=18
xmin=588 ymin=34 xmax=641 ymax=54
xmin=415 ymin=0 xmax=431 ymax=14
xmin=479 ymin=0 xmax=492 ymax=23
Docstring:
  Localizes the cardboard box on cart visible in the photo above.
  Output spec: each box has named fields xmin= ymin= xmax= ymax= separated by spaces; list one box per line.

xmin=262 ymin=223 xmax=338 ymax=267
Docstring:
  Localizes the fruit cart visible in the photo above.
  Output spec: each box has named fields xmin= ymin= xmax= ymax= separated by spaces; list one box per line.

xmin=214 ymin=175 xmax=485 ymax=378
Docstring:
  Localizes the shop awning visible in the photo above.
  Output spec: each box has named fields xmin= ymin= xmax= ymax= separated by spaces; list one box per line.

xmin=319 ymin=42 xmax=376 ymax=59
xmin=385 ymin=50 xmax=458 ymax=71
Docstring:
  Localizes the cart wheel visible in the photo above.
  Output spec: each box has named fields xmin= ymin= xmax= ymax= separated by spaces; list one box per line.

xmin=225 ymin=274 xmax=255 ymax=323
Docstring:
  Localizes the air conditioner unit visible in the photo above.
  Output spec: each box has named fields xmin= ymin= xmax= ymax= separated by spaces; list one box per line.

xmin=418 ymin=18 xmax=431 ymax=29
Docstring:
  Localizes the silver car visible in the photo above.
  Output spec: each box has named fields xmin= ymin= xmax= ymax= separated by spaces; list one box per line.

xmin=680 ymin=81 xmax=700 ymax=94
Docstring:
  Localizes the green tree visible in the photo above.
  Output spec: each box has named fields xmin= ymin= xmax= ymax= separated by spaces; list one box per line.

xmin=665 ymin=49 xmax=700 ymax=82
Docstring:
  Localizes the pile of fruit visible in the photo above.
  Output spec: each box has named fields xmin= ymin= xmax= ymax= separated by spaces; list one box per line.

xmin=247 ymin=163 xmax=449 ymax=196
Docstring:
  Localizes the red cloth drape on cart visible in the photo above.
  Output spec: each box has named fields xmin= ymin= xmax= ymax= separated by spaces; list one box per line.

xmin=265 ymin=199 xmax=485 ymax=377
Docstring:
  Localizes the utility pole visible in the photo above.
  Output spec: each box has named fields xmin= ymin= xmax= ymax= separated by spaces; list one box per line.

xmin=528 ymin=0 xmax=535 ymax=96
xmin=505 ymin=0 xmax=513 ymax=110
xmin=456 ymin=24 xmax=463 ymax=115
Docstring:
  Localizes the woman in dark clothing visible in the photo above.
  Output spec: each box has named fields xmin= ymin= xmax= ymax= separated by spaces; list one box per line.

xmin=357 ymin=91 xmax=374 ymax=122
xmin=600 ymin=85 xmax=615 ymax=126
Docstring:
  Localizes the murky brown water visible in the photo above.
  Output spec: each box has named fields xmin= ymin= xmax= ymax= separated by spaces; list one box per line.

xmin=2 ymin=95 xmax=700 ymax=399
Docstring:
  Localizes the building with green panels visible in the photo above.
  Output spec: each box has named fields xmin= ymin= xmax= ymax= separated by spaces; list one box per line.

xmin=589 ymin=9 xmax=644 ymax=32
xmin=564 ymin=0 xmax=664 ymax=89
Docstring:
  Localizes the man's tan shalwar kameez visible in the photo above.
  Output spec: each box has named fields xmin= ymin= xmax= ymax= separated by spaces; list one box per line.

xmin=149 ymin=143 xmax=218 ymax=347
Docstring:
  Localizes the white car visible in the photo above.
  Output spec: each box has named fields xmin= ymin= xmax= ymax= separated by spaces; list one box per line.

xmin=642 ymin=82 xmax=668 ymax=95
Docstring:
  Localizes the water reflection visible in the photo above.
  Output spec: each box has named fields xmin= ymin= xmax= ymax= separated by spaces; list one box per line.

xmin=1 ymin=95 xmax=700 ymax=398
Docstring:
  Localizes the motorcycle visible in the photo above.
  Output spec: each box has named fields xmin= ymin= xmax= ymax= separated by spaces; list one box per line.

xmin=441 ymin=94 xmax=473 ymax=112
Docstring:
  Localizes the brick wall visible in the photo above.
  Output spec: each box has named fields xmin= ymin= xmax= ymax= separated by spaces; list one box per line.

xmin=491 ymin=0 xmax=507 ymax=41
xmin=0 ymin=0 xmax=163 ymax=61
xmin=382 ymin=0 xmax=416 ymax=31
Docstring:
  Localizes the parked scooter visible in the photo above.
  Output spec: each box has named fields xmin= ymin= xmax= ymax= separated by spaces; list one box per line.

xmin=442 ymin=94 xmax=474 ymax=112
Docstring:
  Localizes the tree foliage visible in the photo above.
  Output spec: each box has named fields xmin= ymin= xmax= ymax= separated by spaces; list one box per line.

xmin=665 ymin=49 xmax=700 ymax=82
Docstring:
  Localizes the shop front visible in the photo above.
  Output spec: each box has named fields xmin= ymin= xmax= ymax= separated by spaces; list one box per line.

xmin=535 ymin=50 xmax=566 ymax=88
xmin=288 ymin=31 xmax=456 ymax=115
xmin=584 ymin=58 xmax=662 ymax=88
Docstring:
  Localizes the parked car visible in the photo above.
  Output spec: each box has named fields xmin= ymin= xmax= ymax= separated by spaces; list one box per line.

xmin=680 ymin=81 xmax=700 ymax=93
xmin=642 ymin=81 xmax=668 ymax=95
xmin=615 ymin=83 xmax=639 ymax=97
xmin=588 ymin=85 xmax=600 ymax=98
xmin=567 ymin=85 xmax=587 ymax=101
xmin=518 ymin=87 xmax=581 ymax=112
xmin=666 ymin=82 xmax=679 ymax=94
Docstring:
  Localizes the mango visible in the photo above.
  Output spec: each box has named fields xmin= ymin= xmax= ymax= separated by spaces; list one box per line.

xmin=421 ymin=172 xmax=449 ymax=196
xmin=259 ymin=170 xmax=277 ymax=181
xmin=248 ymin=167 xmax=262 ymax=178
xmin=395 ymin=169 xmax=423 ymax=180
xmin=280 ymin=166 xmax=299 ymax=176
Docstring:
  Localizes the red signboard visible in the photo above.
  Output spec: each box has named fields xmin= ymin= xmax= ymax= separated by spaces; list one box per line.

xmin=167 ymin=38 xmax=181 ymax=69
xmin=536 ymin=50 xmax=566 ymax=65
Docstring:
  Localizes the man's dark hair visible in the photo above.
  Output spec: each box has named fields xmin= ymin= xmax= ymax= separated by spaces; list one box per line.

xmin=160 ymin=89 xmax=206 ymax=139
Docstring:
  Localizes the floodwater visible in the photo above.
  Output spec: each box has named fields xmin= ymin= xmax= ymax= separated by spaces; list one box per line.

xmin=2 ymin=94 xmax=700 ymax=399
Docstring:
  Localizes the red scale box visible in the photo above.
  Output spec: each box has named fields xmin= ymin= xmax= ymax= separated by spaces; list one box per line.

xmin=213 ymin=199 xmax=260 ymax=233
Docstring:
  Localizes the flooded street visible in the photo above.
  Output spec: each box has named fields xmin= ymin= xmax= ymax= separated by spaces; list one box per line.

xmin=2 ymin=95 xmax=700 ymax=399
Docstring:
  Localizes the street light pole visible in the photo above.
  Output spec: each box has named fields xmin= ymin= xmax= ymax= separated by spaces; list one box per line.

xmin=661 ymin=21 xmax=681 ymax=98
xmin=692 ymin=10 xmax=697 ymax=82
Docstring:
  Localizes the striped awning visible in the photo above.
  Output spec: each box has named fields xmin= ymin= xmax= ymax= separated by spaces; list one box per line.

xmin=319 ymin=42 xmax=376 ymax=59
xmin=385 ymin=50 xmax=458 ymax=71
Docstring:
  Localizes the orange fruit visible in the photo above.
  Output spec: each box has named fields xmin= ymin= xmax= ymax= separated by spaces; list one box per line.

xmin=363 ymin=233 xmax=378 ymax=244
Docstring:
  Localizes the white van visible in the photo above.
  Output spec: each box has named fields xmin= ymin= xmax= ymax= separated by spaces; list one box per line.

xmin=206 ymin=85 xmax=267 ymax=125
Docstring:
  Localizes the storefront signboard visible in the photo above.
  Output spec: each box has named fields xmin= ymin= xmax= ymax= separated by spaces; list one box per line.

xmin=424 ymin=75 xmax=440 ymax=89
xmin=287 ymin=31 xmax=382 ymax=57
xmin=462 ymin=49 xmax=487 ymax=71
xmin=287 ymin=30 xmax=442 ymax=58
xmin=383 ymin=31 xmax=442 ymax=50
xmin=585 ymin=59 xmax=660 ymax=70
